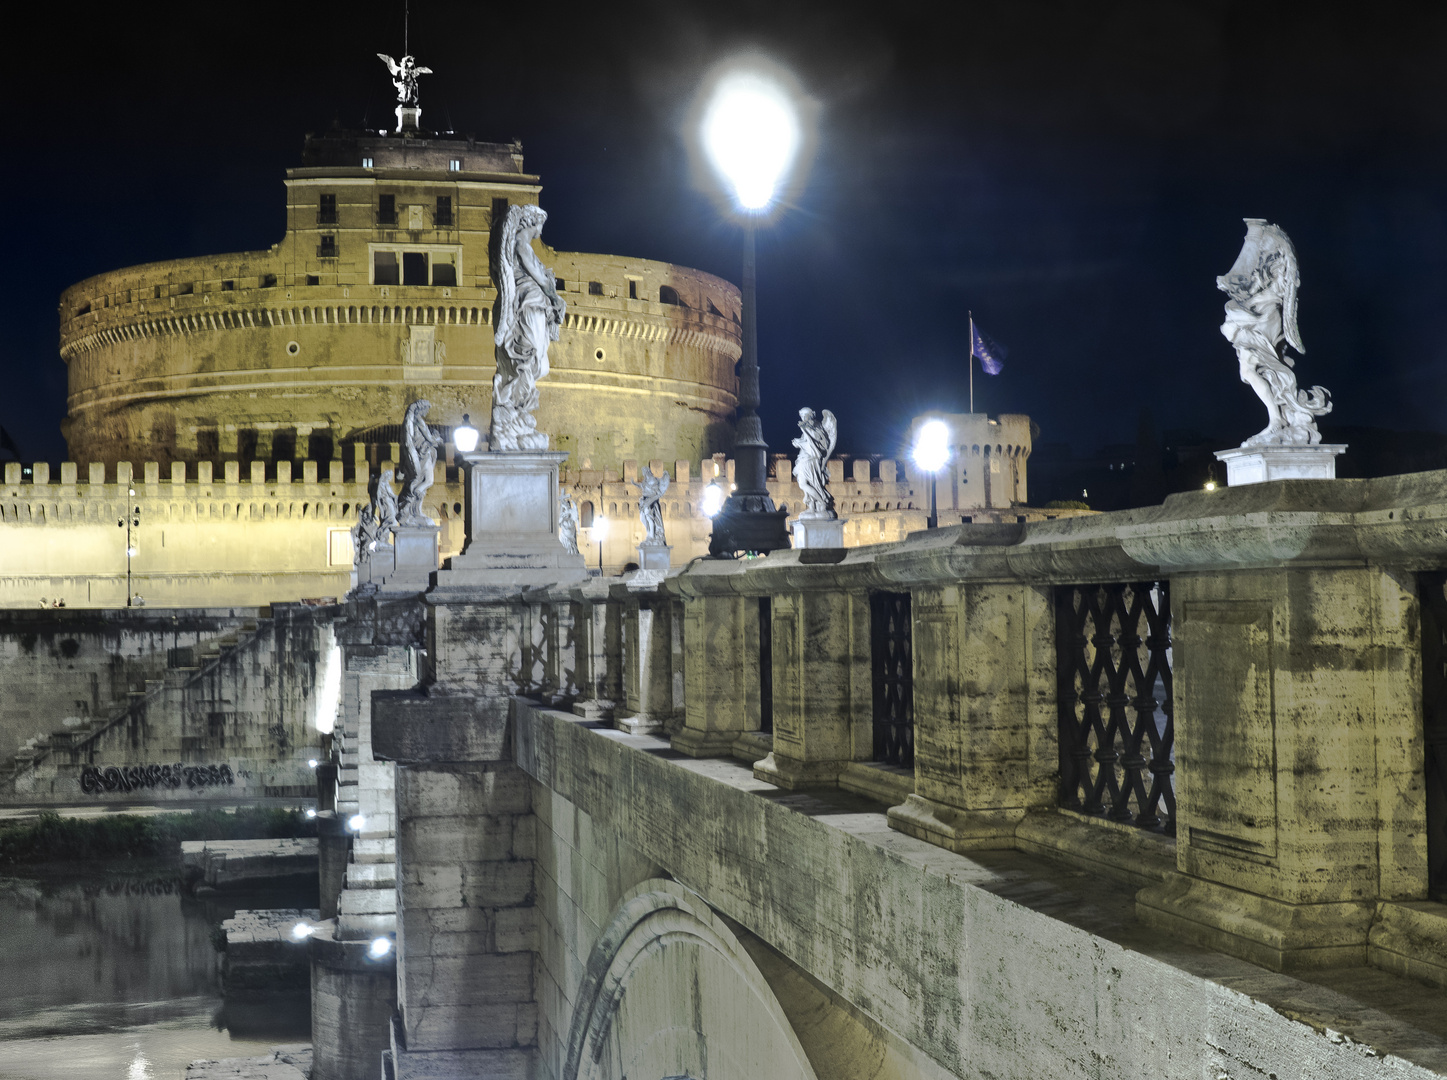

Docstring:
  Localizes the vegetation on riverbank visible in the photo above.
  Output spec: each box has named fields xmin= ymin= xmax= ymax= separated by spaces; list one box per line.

xmin=0 ymin=808 xmax=317 ymax=865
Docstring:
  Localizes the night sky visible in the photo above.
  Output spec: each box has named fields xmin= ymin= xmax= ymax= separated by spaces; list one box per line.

xmin=8 ymin=1 xmax=1447 ymax=473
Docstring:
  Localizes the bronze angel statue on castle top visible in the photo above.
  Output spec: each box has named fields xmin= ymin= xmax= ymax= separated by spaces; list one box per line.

xmin=377 ymin=53 xmax=431 ymax=106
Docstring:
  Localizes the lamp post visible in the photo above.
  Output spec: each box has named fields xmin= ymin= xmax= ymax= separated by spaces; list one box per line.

xmin=912 ymin=420 xmax=950 ymax=530
xmin=592 ymin=514 xmax=608 ymax=574
xmin=452 ymin=413 xmax=480 ymax=453
xmin=117 ymin=487 xmax=141 ymax=606
xmin=700 ymin=67 xmax=801 ymax=557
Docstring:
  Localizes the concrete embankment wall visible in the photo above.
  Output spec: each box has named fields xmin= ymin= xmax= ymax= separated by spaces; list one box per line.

xmin=0 ymin=608 xmax=266 ymax=762
xmin=3 ymin=604 xmax=341 ymax=806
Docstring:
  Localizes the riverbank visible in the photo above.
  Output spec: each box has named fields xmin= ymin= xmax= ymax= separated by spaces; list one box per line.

xmin=0 ymin=807 xmax=317 ymax=865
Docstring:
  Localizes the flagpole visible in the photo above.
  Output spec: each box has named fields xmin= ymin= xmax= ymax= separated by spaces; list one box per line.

xmin=969 ymin=311 xmax=975 ymax=414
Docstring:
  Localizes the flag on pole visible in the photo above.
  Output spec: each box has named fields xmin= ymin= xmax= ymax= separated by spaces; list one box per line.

xmin=970 ymin=319 xmax=1007 ymax=375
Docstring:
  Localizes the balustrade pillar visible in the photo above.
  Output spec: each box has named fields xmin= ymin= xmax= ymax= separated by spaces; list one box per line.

xmin=887 ymin=582 xmax=1057 ymax=850
xmin=673 ymin=594 xmax=760 ymax=757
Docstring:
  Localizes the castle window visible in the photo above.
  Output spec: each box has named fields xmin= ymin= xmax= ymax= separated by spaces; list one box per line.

xmin=306 ymin=274 xmax=320 ymax=286
xmin=318 ymin=235 xmax=337 ymax=258
xmin=153 ymin=285 xmax=162 ymax=299
xmin=435 ymin=196 xmax=452 ymax=226
xmin=260 ymin=273 xmax=277 ymax=289
xmin=221 ymin=280 xmax=235 ymax=291
xmin=373 ymin=251 xmax=399 ymax=286
xmin=318 ymin=193 xmax=337 ymax=224
xmin=555 ymin=278 xmax=565 ymax=291
xmin=588 ymin=281 xmax=603 ymax=296
xmin=361 ymin=156 xmax=373 ymax=168
xmin=178 ymin=282 xmax=193 ymax=295
xmin=659 ymin=285 xmax=682 ymax=305
xmin=402 ymin=251 xmax=429 ymax=286
xmin=431 ymin=256 xmax=457 ymax=287
xmin=449 ymin=159 xmax=461 ymax=171
xmin=628 ymin=280 xmax=638 ymax=300
xmin=378 ymin=194 xmax=397 ymax=225
xmin=580 ymin=500 xmax=595 ymax=527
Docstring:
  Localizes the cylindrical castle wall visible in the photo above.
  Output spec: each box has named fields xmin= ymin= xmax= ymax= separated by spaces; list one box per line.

xmin=59 ymin=250 xmax=741 ymax=472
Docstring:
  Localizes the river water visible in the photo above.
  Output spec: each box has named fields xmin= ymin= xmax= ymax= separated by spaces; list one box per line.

xmin=0 ymin=861 xmax=316 ymax=1080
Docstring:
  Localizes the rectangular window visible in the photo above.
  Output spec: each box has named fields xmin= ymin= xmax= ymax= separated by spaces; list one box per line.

xmin=260 ymin=273 xmax=277 ymax=289
xmin=318 ymin=193 xmax=337 ymax=224
xmin=628 ymin=280 xmax=638 ymax=300
xmin=361 ymin=156 xmax=374 ymax=168
xmin=306 ymin=274 xmax=320 ymax=286
xmin=402 ymin=251 xmax=429 ymax=286
xmin=378 ymin=194 xmax=397 ymax=225
xmin=373 ymin=250 xmax=399 ymax=285
xmin=435 ymin=196 xmax=453 ymax=227
xmin=588 ymin=281 xmax=604 ymax=296
xmin=449 ymin=159 xmax=461 ymax=171
xmin=221 ymin=279 xmax=235 ymax=291
xmin=432 ymin=257 xmax=457 ymax=287
xmin=178 ymin=282 xmax=193 ymax=295
xmin=318 ymin=235 xmax=337 ymax=258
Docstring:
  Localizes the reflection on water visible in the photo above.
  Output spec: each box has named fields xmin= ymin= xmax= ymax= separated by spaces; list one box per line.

xmin=0 ymin=861 xmax=315 ymax=1079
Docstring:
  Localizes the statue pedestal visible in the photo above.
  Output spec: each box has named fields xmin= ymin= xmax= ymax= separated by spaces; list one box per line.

xmin=793 ymin=515 xmax=845 ymax=549
xmin=432 ymin=450 xmax=587 ymax=592
xmin=1215 ymin=444 xmax=1347 ymax=486
xmin=636 ymin=543 xmax=672 ymax=571
xmin=395 ymin=106 xmax=420 ymax=133
xmin=354 ymin=526 xmax=439 ymax=596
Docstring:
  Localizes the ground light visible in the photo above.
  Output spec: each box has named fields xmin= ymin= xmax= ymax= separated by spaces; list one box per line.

xmin=305 ymin=808 xmax=318 ymax=819
xmin=308 ymin=758 xmax=318 ymax=768
xmin=292 ymin=922 xmax=311 ymax=940
xmin=912 ymin=420 xmax=951 ymax=529
xmin=369 ymin=937 xmax=393 ymax=958
xmin=348 ymin=814 xmax=365 ymax=832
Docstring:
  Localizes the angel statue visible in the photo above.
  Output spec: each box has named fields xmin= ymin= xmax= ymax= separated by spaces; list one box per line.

xmin=491 ymin=204 xmax=567 ymax=451
xmin=374 ymin=467 xmax=401 ymax=541
xmin=558 ymin=493 xmax=580 ymax=555
xmin=1218 ymin=219 xmax=1332 ymax=447
xmin=638 ymin=467 xmax=670 ymax=546
xmin=377 ymin=53 xmax=432 ymax=107
xmin=792 ymin=407 xmax=838 ymax=518
xmin=398 ymin=399 xmax=443 ymax=526
xmin=351 ymin=503 xmax=380 ymax=568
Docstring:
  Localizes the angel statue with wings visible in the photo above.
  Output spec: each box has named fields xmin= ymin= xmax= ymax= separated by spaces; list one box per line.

xmin=558 ymin=494 xmax=581 ymax=555
xmin=792 ymin=407 xmax=838 ymax=518
xmin=377 ymin=53 xmax=432 ymax=106
xmin=491 ymin=204 xmax=567 ymax=451
xmin=638 ymin=467 xmax=670 ymax=546
xmin=1218 ymin=219 xmax=1332 ymax=447
xmin=398 ymin=399 xmax=443 ymax=526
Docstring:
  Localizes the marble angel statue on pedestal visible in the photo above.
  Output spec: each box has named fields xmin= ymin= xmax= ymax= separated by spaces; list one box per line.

xmin=491 ymin=204 xmax=567 ymax=451
xmin=398 ymin=399 xmax=443 ymax=526
xmin=1218 ymin=219 xmax=1332 ymax=447
xmin=354 ymin=467 xmax=400 ymax=567
xmin=638 ymin=467 xmax=669 ymax=546
xmin=558 ymin=493 xmax=580 ymax=555
xmin=792 ymin=407 xmax=838 ymax=518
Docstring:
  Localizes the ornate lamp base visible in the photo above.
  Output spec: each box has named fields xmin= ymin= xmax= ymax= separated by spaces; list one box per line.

xmin=708 ymin=505 xmax=790 ymax=557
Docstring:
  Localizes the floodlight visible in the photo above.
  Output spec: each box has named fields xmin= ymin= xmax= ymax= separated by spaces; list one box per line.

xmin=701 ymin=482 xmax=725 ymax=518
xmin=348 ymin=814 xmax=365 ymax=831
xmin=592 ymin=516 xmax=609 ymax=541
xmin=292 ymin=922 xmax=311 ymax=940
xmin=369 ymin=937 xmax=393 ymax=958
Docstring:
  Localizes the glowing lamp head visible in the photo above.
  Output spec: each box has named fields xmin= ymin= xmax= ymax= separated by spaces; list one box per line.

xmin=701 ymin=482 xmax=726 ymax=518
xmin=305 ymin=808 xmax=317 ymax=819
xmin=592 ymin=516 xmax=609 ymax=542
xmin=1204 ymin=480 xmax=1218 ymax=491
xmin=348 ymin=814 xmax=365 ymax=832
xmin=369 ymin=937 xmax=393 ymax=958
xmin=701 ymin=70 xmax=800 ymax=211
xmin=912 ymin=420 xmax=951 ymax=473
xmin=308 ymin=758 xmax=318 ymax=769
xmin=291 ymin=922 xmax=311 ymax=940
xmin=453 ymin=413 xmax=480 ymax=453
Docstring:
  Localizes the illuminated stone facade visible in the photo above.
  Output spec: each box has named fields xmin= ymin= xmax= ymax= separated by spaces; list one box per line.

xmin=58 ymin=131 xmax=742 ymax=474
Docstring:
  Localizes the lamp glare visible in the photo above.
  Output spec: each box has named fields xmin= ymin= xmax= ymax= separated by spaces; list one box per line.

xmin=369 ymin=937 xmax=393 ymax=958
xmin=453 ymin=413 xmax=480 ymax=453
xmin=912 ymin=420 xmax=951 ymax=473
xmin=702 ymin=71 xmax=799 ymax=211
xmin=292 ymin=922 xmax=311 ymax=939
xmin=348 ymin=814 xmax=365 ymax=831
xmin=701 ymin=482 xmax=725 ymax=518
xmin=593 ymin=516 xmax=609 ymax=542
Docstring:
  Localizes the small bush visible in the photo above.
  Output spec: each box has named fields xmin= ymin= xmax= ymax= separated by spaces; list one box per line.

xmin=0 ymin=807 xmax=317 ymax=866
xmin=1043 ymin=499 xmax=1091 ymax=511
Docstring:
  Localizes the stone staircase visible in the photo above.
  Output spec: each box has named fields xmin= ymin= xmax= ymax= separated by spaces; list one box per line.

xmin=2 ymin=621 xmax=263 ymax=788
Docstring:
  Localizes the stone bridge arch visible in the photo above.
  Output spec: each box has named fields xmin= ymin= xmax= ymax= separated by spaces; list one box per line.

xmin=562 ymin=879 xmax=818 ymax=1080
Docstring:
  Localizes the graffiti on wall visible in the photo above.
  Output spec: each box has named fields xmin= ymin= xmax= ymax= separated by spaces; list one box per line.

xmin=79 ymin=763 xmax=235 ymax=794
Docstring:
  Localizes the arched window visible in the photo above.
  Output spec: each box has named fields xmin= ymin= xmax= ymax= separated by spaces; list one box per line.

xmin=659 ymin=285 xmax=682 ymax=305
xmin=580 ymin=500 xmax=595 ymax=527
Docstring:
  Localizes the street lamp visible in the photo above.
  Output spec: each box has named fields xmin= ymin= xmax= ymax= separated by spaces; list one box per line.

xmin=700 ymin=65 xmax=802 ymax=557
xmin=117 ymin=487 xmax=141 ymax=606
xmin=592 ymin=515 xmax=608 ymax=574
xmin=453 ymin=413 xmax=480 ymax=453
xmin=701 ymin=480 xmax=725 ymax=518
xmin=912 ymin=420 xmax=951 ymax=529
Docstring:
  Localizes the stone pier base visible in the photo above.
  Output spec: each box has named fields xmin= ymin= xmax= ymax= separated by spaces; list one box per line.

xmin=309 ymin=923 xmax=397 ymax=1080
